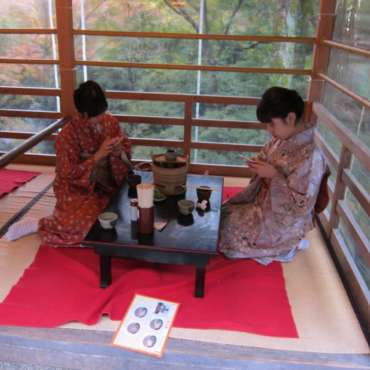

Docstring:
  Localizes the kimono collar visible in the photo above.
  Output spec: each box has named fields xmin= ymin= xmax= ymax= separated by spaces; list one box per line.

xmin=284 ymin=126 xmax=315 ymax=149
xmin=271 ymin=126 xmax=316 ymax=172
xmin=72 ymin=114 xmax=104 ymax=135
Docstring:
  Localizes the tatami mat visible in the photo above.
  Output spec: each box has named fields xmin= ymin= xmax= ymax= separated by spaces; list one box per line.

xmin=0 ymin=164 xmax=55 ymax=228
xmin=0 ymin=165 xmax=368 ymax=354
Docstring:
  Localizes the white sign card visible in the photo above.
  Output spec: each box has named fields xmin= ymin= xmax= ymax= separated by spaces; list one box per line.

xmin=112 ymin=294 xmax=180 ymax=357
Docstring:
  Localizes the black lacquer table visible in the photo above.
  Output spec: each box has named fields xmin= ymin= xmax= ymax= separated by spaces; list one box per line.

xmin=82 ymin=171 xmax=223 ymax=298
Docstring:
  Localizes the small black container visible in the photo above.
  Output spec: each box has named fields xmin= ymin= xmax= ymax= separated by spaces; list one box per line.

xmin=127 ymin=174 xmax=142 ymax=198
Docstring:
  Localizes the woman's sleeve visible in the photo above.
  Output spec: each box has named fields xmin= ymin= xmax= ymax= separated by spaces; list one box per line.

xmin=108 ymin=117 xmax=132 ymax=185
xmin=55 ymin=126 xmax=96 ymax=189
xmin=270 ymin=150 xmax=325 ymax=217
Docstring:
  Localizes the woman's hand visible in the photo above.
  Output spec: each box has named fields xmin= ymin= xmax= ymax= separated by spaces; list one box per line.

xmin=93 ymin=137 xmax=123 ymax=162
xmin=110 ymin=137 xmax=124 ymax=157
xmin=247 ymin=159 xmax=278 ymax=178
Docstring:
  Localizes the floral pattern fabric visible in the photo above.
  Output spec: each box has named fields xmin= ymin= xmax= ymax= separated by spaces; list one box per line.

xmin=39 ymin=113 xmax=131 ymax=246
xmin=219 ymin=127 xmax=326 ymax=261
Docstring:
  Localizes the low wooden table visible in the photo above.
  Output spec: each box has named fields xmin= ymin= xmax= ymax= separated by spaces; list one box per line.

xmin=83 ymin=172 xmax=223 ymax=298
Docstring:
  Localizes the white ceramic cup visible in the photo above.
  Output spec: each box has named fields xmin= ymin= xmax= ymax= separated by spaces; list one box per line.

xmin=98 ymin=212 xmax=119 ymax=229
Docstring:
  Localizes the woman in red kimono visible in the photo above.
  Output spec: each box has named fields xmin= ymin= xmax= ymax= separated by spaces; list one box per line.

xmin=39 ymin=81 xmax=131 ymax=246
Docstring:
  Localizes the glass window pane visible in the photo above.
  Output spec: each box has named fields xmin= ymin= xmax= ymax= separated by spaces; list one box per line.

xmin=327 ymin=48 xmax=370 ymax=100
xmin=198 ymin=72 xmax=309 ymax=98
xmin=0 ymin=138 xmax=20 ymax=152
xmin=316 ymin=121 xmax=342 ymax=157
xmin=76 ymin=55 xmax=309 ymax=99
xmin=0 ymin=138 xmax=55 ymax=154
xmin=0 ymin=0 xmax=56 ymax=29
xmin=74 ymin=36 xmax=313 ymax=69
xmin=132 ymin=145 xmax=178 ymax=161
xmin=73 ymin=0 xmax=319 ymax=36
xmin=0 ymin=117 xmax=55 ymax=132
xmin=326 ymin=198 xmax=333 ymax=215
xmin=338 ymin=220 xmax=370 ymax=289
xmin=321 ymin=84 xmax=369 ymax=148
xmin=0 ymin=35 xmax=58 ymax=60
xmin=344 ymin=188 xmax=370 ymax=241
xmin=121 ymin=123 xmax=183 ymax=140
xmin=30 ymin=140 xmax=55 ymax=154
xmin=108 ymin=100 xmax=183 ymax=117
xmin=327 ymin=163 xmax=337 ymax=189
xmin=192 ymin=127 xmax=267 ymax=145
xmin=350 ymin=157 xmax=370 ymax=197
xmin=76 ymin=66 xmax=198 ymax=94
xmin=73 ymin=0 xmax=198 ymax=33
xmin=195 ymin=104 xmax=257 ymax=121
xmin=191 ymin=149 xmax=255 ymax=165
xmin=358 ymin=108 xmax=370 ymax=148
xmin=0 ymin=64 xmax=60 ymax=88
xmin=333 ymin=0 xmax=370 ymax=50
xmin=74 ymin=36 xmax=197 ymax=64
xmin=204 ymin=42 xmax=313 ymax=69
xmin=0 ymin=95 xmax=59 ymax=112
xmin=205 ymin=0 xmax=319 ymax=36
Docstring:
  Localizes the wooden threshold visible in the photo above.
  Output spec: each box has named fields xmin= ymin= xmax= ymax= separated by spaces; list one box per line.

xmin=0 ymin=326 xmax=368 ymax=370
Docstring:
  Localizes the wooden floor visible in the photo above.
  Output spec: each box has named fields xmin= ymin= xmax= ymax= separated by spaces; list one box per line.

xmin=0 ymin=164 xmax=369 ymax=370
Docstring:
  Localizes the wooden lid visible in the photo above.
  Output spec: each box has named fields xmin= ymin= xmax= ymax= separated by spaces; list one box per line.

xmin=152 ymin=154 xmax=187 ymax=167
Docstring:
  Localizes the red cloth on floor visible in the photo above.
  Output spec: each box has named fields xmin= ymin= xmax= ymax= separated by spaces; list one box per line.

xmin=0 ymin=186 xmax=298 ymax=337
xmin=222 ymin=186 xmax=244 ymax=203
xmin=0 ymin=169 xmax=40 ymax=198
xmin=0 ymin=247 xmax=297 ymax=337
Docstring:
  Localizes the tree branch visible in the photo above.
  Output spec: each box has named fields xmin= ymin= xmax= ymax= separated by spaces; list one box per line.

xmin=204 ymin=0 xmax=209 ymax=35
xmin=187 ymin=1 xmax=199 ymax=13
xmin=224 ymin=0 xmax=245 ymax=35
xmin=85 ymin=2 xmax=106 ymax=25
xmin=163 ymin=0 xmax=199 ymax=33
xmin=243 ymin=41 xmax=260 ymax=51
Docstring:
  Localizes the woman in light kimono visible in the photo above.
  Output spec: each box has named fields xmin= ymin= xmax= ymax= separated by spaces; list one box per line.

xmin=39 ymin=81 xmax=131 ymax=246
xmin=219 ymin=87 xmax=326 ymax=264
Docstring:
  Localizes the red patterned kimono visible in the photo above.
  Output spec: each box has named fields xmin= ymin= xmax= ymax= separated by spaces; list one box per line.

xmin=39 ymin=113 xmax=131 ymax=246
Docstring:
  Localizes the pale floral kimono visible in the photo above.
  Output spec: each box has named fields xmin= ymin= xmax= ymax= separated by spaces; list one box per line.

xmin=219 ymin=127 xmax=326 ymax=264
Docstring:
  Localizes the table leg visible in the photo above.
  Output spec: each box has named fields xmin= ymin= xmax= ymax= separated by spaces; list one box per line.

xmin=100 ymin=255 xmax=112 ymax=288
xmin=195 ymin=267 xmax=205 ymax=298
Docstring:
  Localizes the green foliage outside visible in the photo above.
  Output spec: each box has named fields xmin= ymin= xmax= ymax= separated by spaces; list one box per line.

xmin=0 ymin=0 xmax=318 ymax=161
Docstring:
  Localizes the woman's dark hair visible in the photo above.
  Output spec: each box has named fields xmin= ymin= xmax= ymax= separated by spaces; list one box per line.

xmin=256 ymin=86 xmax=304 ymax=124
xmin=74 ymin=80 xmax=108 ymax=117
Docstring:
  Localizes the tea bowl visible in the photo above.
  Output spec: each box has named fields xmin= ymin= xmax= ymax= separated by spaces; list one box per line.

xmin=177 ymin=199 xmax=194 ymax=216
xmin=98 ymin=212 xmax=119 ymax=229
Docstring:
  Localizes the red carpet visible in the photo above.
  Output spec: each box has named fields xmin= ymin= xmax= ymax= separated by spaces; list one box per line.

xmin=222 ymin=186 xmax=245 ymax=203
xmin=0 ymin=169 xmax=40 ymax=198
xmin=0 ymin=186 xmax=298 ymax=337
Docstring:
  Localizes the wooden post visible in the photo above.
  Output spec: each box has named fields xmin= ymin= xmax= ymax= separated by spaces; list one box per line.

xmin=328 ymin=146 xmax=352 ymax=236
xmin=307 ymin=0 xmax=337 ymax=118
xmin=183 ymin=100 xmax=193 ymax=161
xmin=55 ymin=0 xmax=76 ymax=117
